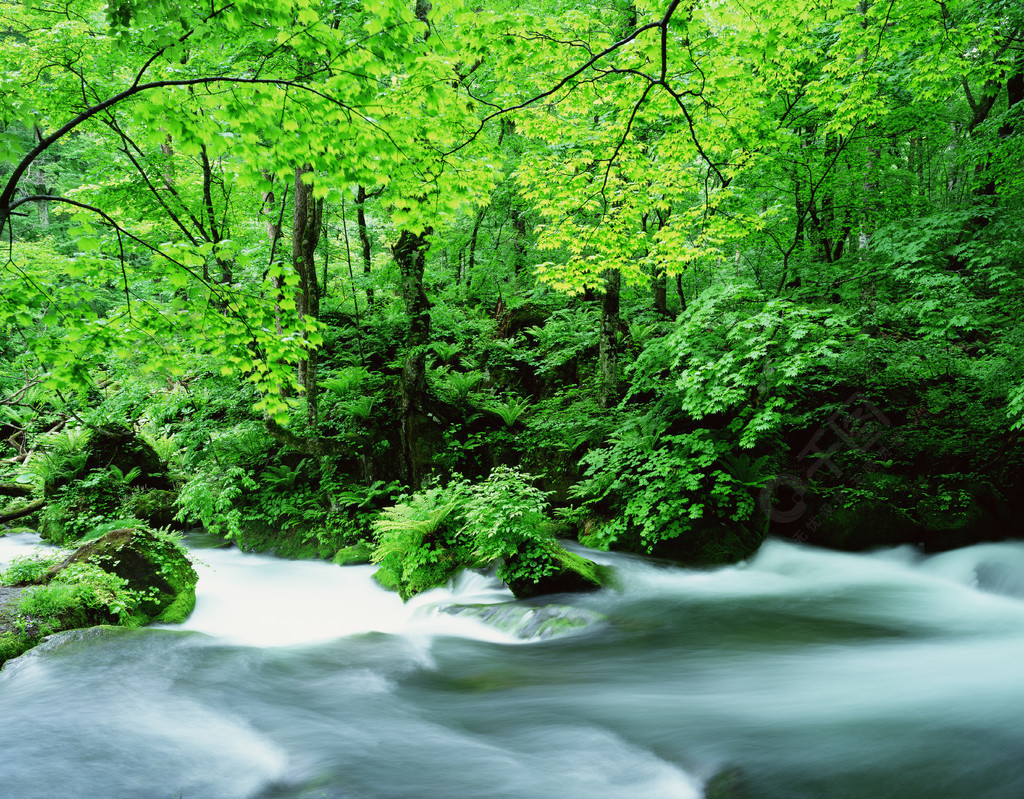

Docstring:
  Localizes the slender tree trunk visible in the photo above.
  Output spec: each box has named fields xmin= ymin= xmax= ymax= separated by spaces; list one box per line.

xmin=293 ymin=166 xmax=324 ymax=443
xmin=510 ymin=204 xmax=526 ymax=276
xmin=31 ymin=127 xmax=50 ymax=228
xmin=200 ymin=145 xmax=233 ymax=283
xmin=675 ymin=273 xmax=687 ymax=313
xmin=356 ymin=185 xmax=374 ymax=308
xmin=467 ymin=206 xmax=485 ymax=287
xmin=392 ymin=228 xmax=432 ymax=489
xmin=598 ymin=268 xmax=621 ymax=408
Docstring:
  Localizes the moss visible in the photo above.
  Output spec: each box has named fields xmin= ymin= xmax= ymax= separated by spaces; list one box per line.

xmin=38 ymin=503 xmax=74 ymax=545
xmin=705 ymin=766 xmax=751 ymax=799
xmin=372 ymin=565 xmax=402 ymax=593
xmin=47 ymin=527 xmax=198 ymax=624
xmin=124 ymin=489 xmax=180 ymax=529
xmin=502 ymin=542 xmax=614 ymax=600
xmin=232 ymin=520 xmax=335 ymax=560
xmin=332 ymin=541 xmax=374 ymax=566
xmin=152 ymin=583 xmax=196 ymax=624
xmin=1 ymin=528 xmax=197 ymax=669
xmin=0 ymin=630 xmax=34 ymax=665
xmin=1 ymin=526 xmax=35 ymax=537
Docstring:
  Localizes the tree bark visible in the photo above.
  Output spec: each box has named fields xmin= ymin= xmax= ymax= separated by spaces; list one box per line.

xmin=598 ymin=268 xmax=621 ymax=408
xmin=0 ymin=498 xmax=44 ymax=524
xmin=392 ymin=228 xmax=432 ymax=489
xmin=356 ymin=185 xmax=374 ymax=307
xmin=293 ymin=166 xmax=324 ymax=441
xmin=466 ymin=206 xmax=485 ymax=287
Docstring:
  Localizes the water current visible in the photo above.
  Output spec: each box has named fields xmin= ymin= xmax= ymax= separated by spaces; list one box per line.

xmin=2 ymin=531 xmax=1023 ymax=799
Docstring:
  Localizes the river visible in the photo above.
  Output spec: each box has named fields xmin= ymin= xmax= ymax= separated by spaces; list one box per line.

xmin=1 ymin=531 xmax=1023 ymax=798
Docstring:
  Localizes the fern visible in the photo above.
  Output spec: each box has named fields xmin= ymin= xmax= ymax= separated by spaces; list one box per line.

xmin=481 ymin=394 xmax=531 ymax=427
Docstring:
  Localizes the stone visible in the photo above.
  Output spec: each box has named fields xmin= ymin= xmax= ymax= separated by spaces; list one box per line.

xmin=47 ymin=527 xmax=198 ymax=624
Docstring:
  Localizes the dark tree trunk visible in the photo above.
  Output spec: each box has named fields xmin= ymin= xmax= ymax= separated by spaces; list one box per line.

xmin=652 ymin=265 xmax=668 ymax=316
xmin=675 ymin=273 xmax=687 ymax=313
xmin=356 ymin=185 xmax=374 ymax=307
xmin=293 ymin=166 xmax=324 ymax=442
xmin=392 ymin=228 xmax=432 ymax=489
xmin=467 ymin=206 xmax=485 ymax=286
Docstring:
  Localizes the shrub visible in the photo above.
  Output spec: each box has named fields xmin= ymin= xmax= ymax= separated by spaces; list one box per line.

xmin=372 ymin=467 xmax=588 ymax=599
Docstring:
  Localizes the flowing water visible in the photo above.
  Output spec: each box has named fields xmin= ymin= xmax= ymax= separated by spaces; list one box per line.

xmin=2 ymin=531 xmax=1024 ymax=799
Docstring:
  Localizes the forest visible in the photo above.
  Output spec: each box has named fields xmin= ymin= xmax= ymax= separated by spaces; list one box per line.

xmin=2 ymin=0 xmax=1023 ymax=602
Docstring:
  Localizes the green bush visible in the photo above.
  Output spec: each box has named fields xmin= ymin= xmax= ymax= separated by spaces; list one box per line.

xmin=16 ymin=562 xmax=137 ymax=631
xmin=371 ymin=467 xmax=589 ymax=599
xmin=0 ymin=551 xmax=62 ymax=585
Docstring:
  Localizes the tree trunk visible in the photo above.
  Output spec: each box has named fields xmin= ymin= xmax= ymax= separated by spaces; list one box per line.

xmin=293 ymin=166 xmax=324 ymax=442
xmin=598 ymin=268 xmax=621 ymax=408
xmin=510 ymin=204 xmax=526 ymax=276
xmin=467 ymin=206 xmax=485 ymax=287
xmin=652 ymin=265 xmax=668 ymax=316
xmin=0 ymin=498 xmax=44 ymax=524
xmin=392 ymin=228 xmax=432 ymax=489
xmin=200 ymin=145 xmax=232 ymax=284
xmin=356 ymin=185 xmax=374 ymax=307
xmin=675 ymin=273 xmax=687 ymax=313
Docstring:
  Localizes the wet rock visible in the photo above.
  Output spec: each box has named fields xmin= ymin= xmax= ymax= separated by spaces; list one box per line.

xmin=705 ymin=765 xmax=751 ymax=799
xmin=124 ymin=489 xmax=180 ymax=529
xmin=444 ymin=602 xmax=604 ymax=640
xmin=502 ymin=543 xmax=614 ymax=600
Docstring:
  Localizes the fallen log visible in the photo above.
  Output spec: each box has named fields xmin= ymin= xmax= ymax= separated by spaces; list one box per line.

xmin=0 ymin=498 xmax=45 ymax=524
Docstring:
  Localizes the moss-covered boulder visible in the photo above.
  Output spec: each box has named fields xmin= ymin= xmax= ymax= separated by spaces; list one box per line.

xmin=332 ymin=541 xmax=374 ymax=566
xmin=1 ymin=528 xmax=197 ymax=669
xmin=36 ymin=424 xmax=176 ymax=546
xmin=501 ymin=542 xmax=613 ymax=600
xmin=124 ymin=489 xmax=180 ymax=529
xmin=705 ymin=766 xmax=751 ymax=799
xmin=46 ymin=527 xmax=198 ymax=624
xmin=80 ymin=426 xmax=173 ymax=493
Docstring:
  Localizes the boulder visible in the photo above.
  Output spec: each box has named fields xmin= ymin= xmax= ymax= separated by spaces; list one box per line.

xmin=47 ymin=527 xmax=198 ymax=624
xmin=704 ymin=765 xmax=751 ymax=799
xmin=124 ymin=489 xmax=180 ymax=529
xmin=501 ymin=543 xmax=614 ymax=600
xmin=332 ymin=541 xmax=374 ymax=566
xmin=80 ymin=426 xmax=173 ymax=492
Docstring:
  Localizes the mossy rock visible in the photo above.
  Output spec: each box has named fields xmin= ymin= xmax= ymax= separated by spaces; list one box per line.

xmin=232 ymin=518 xmax=338 ymax=560
xmin=333 ymin=541 xmax=374 ymax=566
xmin=37 ymin=503 xmax=74 ymax=545
xmin=502 ymin=542 xmax=614 ymax=600
xmin=0 ymin=628 xmax=34 ymax=667
xmin=80 ymin=426 xmax=172 ymax=492
xmin=444 ymin=602 xmax=605 ymax=640
xmin=0 ymin=585 xmax=31 ymax=664
xmin=705 ymin=766 xmax=751 ymax=799
xmin=124 ymin=489 xmax=180 ymax=529
xmin=47 ymin=527 xmax=198 ymax=624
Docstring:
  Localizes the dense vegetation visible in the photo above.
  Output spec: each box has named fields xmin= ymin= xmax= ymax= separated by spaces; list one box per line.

xmin=2 ymin=0 xmax=1022 ymax=598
